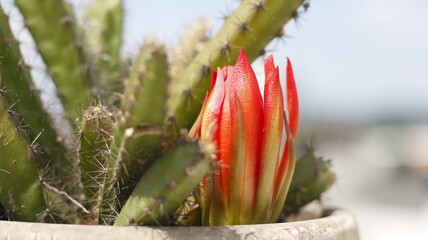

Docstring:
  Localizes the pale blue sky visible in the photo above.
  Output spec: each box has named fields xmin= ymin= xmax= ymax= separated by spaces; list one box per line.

xmin=122 ymin=0 xmax=428 ymax=123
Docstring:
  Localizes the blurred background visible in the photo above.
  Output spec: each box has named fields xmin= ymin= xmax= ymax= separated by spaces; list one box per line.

xmin=3 ymin=0 xmax=427 ymax=238
xmin=117 ymin=0 xmax=428 ymax=239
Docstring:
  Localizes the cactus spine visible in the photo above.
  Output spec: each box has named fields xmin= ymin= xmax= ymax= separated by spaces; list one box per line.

xmin=167 ymin=0 xmax=304 ymax=133
xmin=15 ymin=0 xmax=93 ymax=122
xmin=0 ymin=96 xmax=46 ymax=221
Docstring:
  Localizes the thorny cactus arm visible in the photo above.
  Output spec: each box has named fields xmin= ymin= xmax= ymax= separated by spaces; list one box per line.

xmin=114 ymin=136 xmax=214 ymax=226
xmin=282 ymin=149 xmax=336 ymax=217
xmin=99 ymin=42 xmax=169 ymax=224
xmin=170 ymin=19 xmax=210 ymax=86
xmin=167 ymin=0 xmax=305 ymax=134
xmin=83 ymin=0 xmax=123 ymax=91
xmin=79 ymin=104 xmax=114 ymax=224
xmin=0 ymin=96 xmax=46 ymax=222
xmin=0 ymin=6 xmax=73 ymax=190
xmin=15 ymin=0 xmax=93 ymax=123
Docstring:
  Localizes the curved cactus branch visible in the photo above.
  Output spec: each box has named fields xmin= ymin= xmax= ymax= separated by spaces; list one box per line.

xmin=167 ymin=0 xmax=304 ymax=134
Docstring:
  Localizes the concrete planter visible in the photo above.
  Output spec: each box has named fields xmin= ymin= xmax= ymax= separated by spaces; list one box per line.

xmin=0 ymin=208 xmax=359 ymax=240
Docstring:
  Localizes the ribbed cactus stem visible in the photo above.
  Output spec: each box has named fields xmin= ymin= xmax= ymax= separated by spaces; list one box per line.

xmin=282 ymin=149 xmax=336 ymax=217
xmin=0 ymin=96 xmax=46 ymax=222
xmin=83 ymin=0 xmax=123 ymax=93
xmin=170 ymin=19 xmax=210 ymax=86
xmin=14 ymin=0 xmax=92 ymax=123
xmin=0 ymin=5 xmax=73 ymax=190
xmin=119 ymin=42 xmax=169 ymax=181
xmin=114 ymin=136 xmax=214 ymax=226
xmin=79 ymin=104 xmax=114 ymax=224
xmin=99 ymin=41 xmax=169 ymax=224
xmin=167 ymin=0 xmax=304 ymax=133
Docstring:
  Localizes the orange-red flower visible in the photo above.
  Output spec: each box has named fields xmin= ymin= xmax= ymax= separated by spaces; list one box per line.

xmin=190 ymin=49 xmax=299 ymax=225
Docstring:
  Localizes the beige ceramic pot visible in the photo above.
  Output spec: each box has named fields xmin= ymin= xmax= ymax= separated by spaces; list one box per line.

xmin=0 ymin=208 xmax=359 ymax=240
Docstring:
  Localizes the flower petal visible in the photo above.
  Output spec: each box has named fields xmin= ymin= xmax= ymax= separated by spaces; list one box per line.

xmin=271 ymin=126 xmax=295 ymax=222
xmin=227 ymin=93 xmax=246 ymax=224
xmin=217 ymin=83 xmax=232 ymax=201
xmin=189 ymin=93 xmax=208 ymax=138
xmin=271 ymin=113 xmax=296 ymax=221
xmin=201 ymin=68 xmax=225 ymax=140
xmin=286 ymin=58 xmax=299 ymax=139
xmin=210 ymin=70 xmax=218 ymax=91
xmin=230 ymin=49 xmax=264 ymax=218
xmin=254 ymin=65 xmax=284 ymax=223
xmin=264 ymin=55 xmax=276 ymax=82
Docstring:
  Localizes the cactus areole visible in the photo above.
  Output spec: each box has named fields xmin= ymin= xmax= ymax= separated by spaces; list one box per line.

xmin=190 ymin=49 xmax=299 ymax=225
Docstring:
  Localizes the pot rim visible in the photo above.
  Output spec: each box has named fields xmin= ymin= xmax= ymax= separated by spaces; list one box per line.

xmin=0 ymin=207 xmax=359 ymax=240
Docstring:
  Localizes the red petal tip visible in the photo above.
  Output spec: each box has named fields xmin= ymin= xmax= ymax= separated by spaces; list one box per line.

xmin=286 ymin=58 xmax=299 ymax=140
xmin=237 ymin=48 xmax=249 ymax=64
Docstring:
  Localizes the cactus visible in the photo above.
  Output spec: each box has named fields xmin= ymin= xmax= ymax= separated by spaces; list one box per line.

xmin=167 ymin=0 xmax=305 ymax=135
xmin=83 ymin=0 xmax=123 ymax=73
xmin=0 ymin=95 xmax=46 ymax=222
xmin=114 ymin=135 xmax=214 ymax=226
xmin=281 ymin=148 xmax=336 ymax=217
xmin=0 ymin=0 xmax=328 ymax=227
xmin=0 ymin=5 xmax=73 ymax=191
xmin=82 ymin=0 xmax=123 ymax=96
xmin=15 ymin=0 xmax=93 ymax=122
xmin=79 ymin=103 xmax=114 ymax=224
xmin=98 ymin=42 xmax=169 ymax=223
xmin=170 ymin=19 xmax=210 ymax=86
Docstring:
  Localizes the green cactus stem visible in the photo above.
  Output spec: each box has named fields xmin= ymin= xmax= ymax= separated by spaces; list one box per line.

xmin=114 ymin=136 xmax=214 ymax=226
xmin=15 ymin=0 xmax=93 ymax=122
xmin=170 ymin=19 xmax=210 ymax=86
xmin=118 ymin=42 xmax=168 ymax=184
xmin=99 ymin=41 xmax=169 ymax=224
xmin=281 ymin=149 xmax=336 ymax=217
xmin=83 ymin=0 xmax=123 ymax=94
xmin=0 ymin=5 xmax=74 ymax=190
xmin=0 ymin=96 xmax=46 ymax=222
xmin=79 ymin=104 xmax=114 ymax=224
xmin=167 ymin=0 xmax=305 ymax=134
